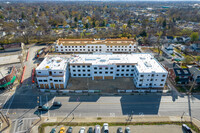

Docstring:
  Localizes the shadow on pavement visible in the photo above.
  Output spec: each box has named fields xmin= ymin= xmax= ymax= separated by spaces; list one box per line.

xmin=120 ymin=95 xmax=162 ymax=115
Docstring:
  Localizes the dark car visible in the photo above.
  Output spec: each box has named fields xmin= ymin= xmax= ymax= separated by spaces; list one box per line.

xmin=38 ymin=105 xmax=49 ymax=111
xmin=53 ymin=101 xmax=62 ymax=106
xmin=67 ymin=126 xmax=73 ymax=133
xmin=88 ymin=127 xmax=93 ymax=133
xmin=50 ymin=128 xmax=56 ymax=133
xmin=182 ymin=124 xmax=192 ymax=133
xmin=125 ymin=127 xmax=130 ymax=133
xmin=117 ymin=127 xmax=123 ymax=133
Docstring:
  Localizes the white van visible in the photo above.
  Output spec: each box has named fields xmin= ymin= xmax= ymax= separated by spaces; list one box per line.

xmin=103 ymin=123 xmax=109 ymax=133
xmin=94 ymin=125 xmax=101 ymax=133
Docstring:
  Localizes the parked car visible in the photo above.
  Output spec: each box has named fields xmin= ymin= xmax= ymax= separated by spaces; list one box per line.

xmin=182 ymin=124 xmax=192 ymax=133
xmin=38 ymin=105 xmax=49 ymax=111
xmin=59 ymin=127 xmax=66 ymax=133
xmin=125 ymin=127 xmax=130 ymax=133
xmin=53 ymin=101 xmax=62 ymax=106
xmin=103 ymin=123 xmax=109 ymax=133
xmin=50 ymin=128 xmax=56 ymax=133
xmin=94 ymin=125 xmax=101 ymax=133
xmin=79 ymin=127 xmax=85 ymax=133
xmin=67 ymin=126 xmax=73 ymax=133
xmin=117 ymin=127 xmax=123 ymax=133
xmin=88 ymin=127 xmax=93 ymax=133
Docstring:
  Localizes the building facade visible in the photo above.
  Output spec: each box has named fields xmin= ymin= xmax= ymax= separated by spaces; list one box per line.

xmin=36 ymin=57 xmax=69 ymax=89
xmin=55 ymin=38 xmax=137 ymax=53
xmin=70 ymin=53 xmax=168 ymax=88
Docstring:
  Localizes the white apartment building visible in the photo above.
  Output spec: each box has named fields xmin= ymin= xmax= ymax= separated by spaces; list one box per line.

xmin=70 ymin=53 xmax=168 ymax=88
xmin=55 ymin=38 xmax=137 ymax=53
xmin=36 ymin=53 xmax=168 ymax=89
xmin=36 ymin=56 xmax=69 ymax=89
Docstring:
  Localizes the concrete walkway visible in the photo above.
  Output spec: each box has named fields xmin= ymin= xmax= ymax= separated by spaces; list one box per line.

xmin=31 ymin=116 xmax=200 ymax=133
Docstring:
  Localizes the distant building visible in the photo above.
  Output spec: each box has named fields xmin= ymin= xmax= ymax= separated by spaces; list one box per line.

xmin=2 ymin=43 xmax=23 ymax=52
xmin=55 ymin=38 xmax=137 ymax=53
xmin=0 ymin=66 xmax=17 ymax=89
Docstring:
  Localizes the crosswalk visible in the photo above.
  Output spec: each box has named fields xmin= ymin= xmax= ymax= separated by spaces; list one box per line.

xmin=12 ymin=118 xmax=38 ymax=133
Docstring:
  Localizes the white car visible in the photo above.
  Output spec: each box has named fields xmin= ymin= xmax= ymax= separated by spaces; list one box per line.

xmin=79 ymin=127 xmax=85 ymax=133
xmin=103 ymin=123 xmax=109 ymax=133
xmin=95 ymin=125 xmax=101 ymax=133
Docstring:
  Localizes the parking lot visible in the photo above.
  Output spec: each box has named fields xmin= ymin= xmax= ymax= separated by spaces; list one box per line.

xmin=67 ymin=77 xmax=136 ymax=93
xmin=45 ymin=124 xmax=196 ymax=133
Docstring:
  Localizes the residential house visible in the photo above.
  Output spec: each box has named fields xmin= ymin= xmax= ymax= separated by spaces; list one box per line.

xmin=169 ymin=68 xmax=191 ymax=84
xmin=189 ymin=66 xmax=200 ymax=84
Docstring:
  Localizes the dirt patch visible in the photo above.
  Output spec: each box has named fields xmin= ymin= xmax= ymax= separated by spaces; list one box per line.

xmin=67 ymin=77 xmax=136 ymax=93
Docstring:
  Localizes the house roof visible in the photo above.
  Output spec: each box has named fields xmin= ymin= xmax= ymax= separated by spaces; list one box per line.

xmin=173 ymin=68 xmax=191 ymax=76
xmin=189 ymin=66 xmax=200 ymax=78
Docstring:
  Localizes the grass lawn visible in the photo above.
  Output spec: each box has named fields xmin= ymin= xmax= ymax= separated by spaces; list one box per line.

xmin=150 ymin=48 xmax=163 ymax=55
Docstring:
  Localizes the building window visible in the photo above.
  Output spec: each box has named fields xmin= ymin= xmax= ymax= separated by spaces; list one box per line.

xmin=130 ymin=74 xmax=133 ymax=76
xmin=38 ymin=72 xmax=41 ymax=74
xmin=126 ymin=74 xmax=129 ymax=76
xmin=94 ymin=67 xmax=97 ymax=70
xmin=78 ymin=74 xmax=81 ymax=76
xmin=59 ymin=72 xmax=62 ymax=74
xmin=121 ymin=74 xmax=124 ymax=76
xmin=152 ymin=74 xmax=154 ymax=77
xmin=110 ymin=67 xmax=113 ymax=70
xmin=105 ymin=67 xmax=108 ymax=70
xmin=131 ymin=69 xmax=134 ymax=72
xmin=73 ymin=74 xmax=76 ymax=76
xmin=122 ymin=69 xmax=124 ymax=72
xmin=161 ymin=79 xmax=165 ymax=81
xmin=140 ymin=75 xmax=144 ymax=77
xmin=78 ymin=70 xmax=81 ymax=72
xmin=54 ymin=80 xmax=58 ymax=82
xmin=160 ymin=84 xmax=163 ymax=86
xmin=88 ymin=69 xmax=90 ymax=72
xmin=77 ymin=66 xmax=80 ymax=68
xmin=117 ymin=65 xmax=120 ymax=67
xmin=162 ymin=75 xmax=166 ymax=77
xmin=126 ymin=69 xmax=129 ymax=72
xmin=73 ymin=70 xmax=76 ymax=72
xmin=94 ymin=72 xmax=97 ymax=74
xmin=110 ymin=72 xmax=113 ymax=74
xmin=99 ymin=67 xmax=102 ymax=70
xmin=122 ymin=65 xmax=125 ymax=67
xmin=127 ymin=65 xmax=129 ymax=67
xmin=140 ymin=79 xmax=143 ymax=81
xmin=117 ymin=69 xmax=119 ymax=72
xmin=59 ymin=80 xmax=63 ymax=82
xmin=116 ymin=74 xmax=119 ymax=76
xmin=83 ymin=74 xmax=86 ymax=76
xmin=105 ymin=71 xmax=108 ymax=74
xmin=87 ymin=65 xmax=90 ymax=68
xmin=50 ymin=79 xmax=52 ymax=81
xmin=88 ymin=74 xmax=91 ymax=76
xmin=99 ymin=72 xmax=102 ymax=74
xmin=139 ymin=84 xmax=142 ymax=86
xmin=39 ymin=80 xmax=42 ymax=82
xmin=82 ymin=66 xmax=85 ymax=68
xmin=150 ymin=79 xmax=153 ymax=81
xmin=83 ymin=70 xmax=85 ymax=72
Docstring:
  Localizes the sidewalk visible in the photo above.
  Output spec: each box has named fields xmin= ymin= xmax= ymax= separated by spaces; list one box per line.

xmin=31 ymin=116 xmax=200 ymax=133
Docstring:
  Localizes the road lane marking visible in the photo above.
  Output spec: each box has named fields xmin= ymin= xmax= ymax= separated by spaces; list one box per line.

xmin=46 ymin=95 xmax=50 ymax=118
xmin=52 ymin=96 xmax=56 ymax=103
xmin=6 ymin=94 xmax=15 ymax=115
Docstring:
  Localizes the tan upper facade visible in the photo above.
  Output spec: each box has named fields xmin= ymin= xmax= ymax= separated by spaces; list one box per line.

xmin=56 ymin=38 xmax=136 ymax=46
